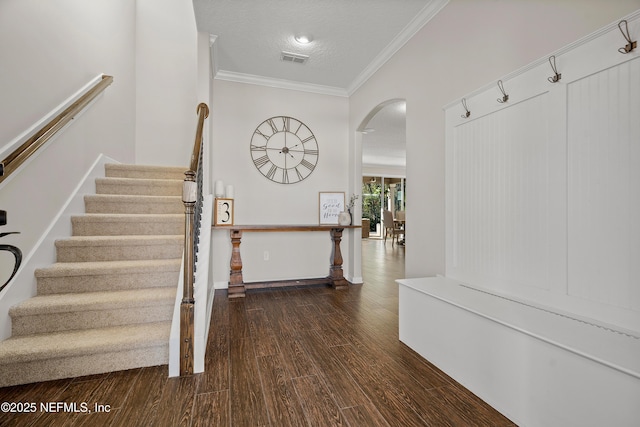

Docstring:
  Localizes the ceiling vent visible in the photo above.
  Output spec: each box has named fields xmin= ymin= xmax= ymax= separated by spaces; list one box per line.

xmin=281 ymin=51 xmax=309 ymax=64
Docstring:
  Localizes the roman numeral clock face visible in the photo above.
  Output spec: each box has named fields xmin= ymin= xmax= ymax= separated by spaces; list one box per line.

xmin=250 ymin=116 xmax=319 ymax=184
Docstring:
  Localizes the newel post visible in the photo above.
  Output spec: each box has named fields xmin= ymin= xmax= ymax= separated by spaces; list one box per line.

xmin=180 ymin=170 xmax=197 ymax=375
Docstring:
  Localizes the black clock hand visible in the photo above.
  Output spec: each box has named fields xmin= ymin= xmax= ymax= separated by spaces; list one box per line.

xmin=279 ymin=147 xmax=296 ymax=159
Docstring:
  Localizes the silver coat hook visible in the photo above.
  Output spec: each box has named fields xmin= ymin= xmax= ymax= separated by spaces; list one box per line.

xmin=547 ymin=55 xmax=561 ymax=83
xmin=497 ymin=80 xmax=509 ymax=103
xmin=618 ymin=20 xmax=637 ymax=54
xmin=461 ymin=98 xmax=470 ymax=118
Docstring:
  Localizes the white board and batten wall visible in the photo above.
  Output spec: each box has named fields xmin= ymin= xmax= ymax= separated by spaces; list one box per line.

xmin=399 ymin=11 xmax=640 ymax=427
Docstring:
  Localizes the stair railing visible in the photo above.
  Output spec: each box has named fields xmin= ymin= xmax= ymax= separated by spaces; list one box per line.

xmin=181 ymin=102 xmax=209 ymax=375
xmin=0 ymin=75 xmax=114 ymax=185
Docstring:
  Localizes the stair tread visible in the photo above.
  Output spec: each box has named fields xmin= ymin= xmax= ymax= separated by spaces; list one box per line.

xmin=96 ymin=177 xmax=183 ymax=184
xmin=106 ymin=163 xmax=185 ymax=169
xmin=83 ymin=194 xmax=184 ymax=214
xmin=10 ymin=287 xmax=176 ymax=315
xmin=35 ymin=259 xmax=181 ymax=277
xmin=85 ymin=194 xmax=182 ymax=201
xmin=0 ymin=322 xmax=171 ymax=364
xmin=106 ymin=163 xmax=186 ymax=173
xmin=72 ymin=213 xmax=183 ymax=221
xmin=56 ymin=235 xmax=183 ymax=245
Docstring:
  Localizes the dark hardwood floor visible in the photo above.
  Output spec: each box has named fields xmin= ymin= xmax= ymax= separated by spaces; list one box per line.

xmin=0 ymin=238 xmax=515 ymax=426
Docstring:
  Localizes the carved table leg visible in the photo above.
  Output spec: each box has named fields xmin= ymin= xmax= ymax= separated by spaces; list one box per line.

xmin=228 ymin=229 xmax=245 ymax=298
xmin=329 ymin=227 xmax=349 ymax=289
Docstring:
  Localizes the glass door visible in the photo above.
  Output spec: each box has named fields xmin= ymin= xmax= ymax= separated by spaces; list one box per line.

xmin=387 ymin=178 xmax=405 ymax=213
xmin=362 ymin=177 xmax=382 ymax=237
xmin=362 ymin=176 xmax=406 ymax=237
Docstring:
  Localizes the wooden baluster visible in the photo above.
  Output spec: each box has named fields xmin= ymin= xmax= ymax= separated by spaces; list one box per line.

xmin=180 ymin=172 xmax=196 ymax=375
xmin=329 ymin=227 xmax=348 ymax=289
xmin=228 ymin=229 xmax=246 ymax=298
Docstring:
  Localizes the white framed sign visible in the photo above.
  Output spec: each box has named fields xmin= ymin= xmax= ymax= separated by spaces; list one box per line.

xmin=214 ymin=198 xmax=234 ymax=226
xmin=318 ymin=192 xmax=345 ymax=225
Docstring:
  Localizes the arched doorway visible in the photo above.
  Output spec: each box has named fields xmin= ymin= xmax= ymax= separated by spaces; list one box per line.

xmin=358 ymin=99 xmax=407 ymax=240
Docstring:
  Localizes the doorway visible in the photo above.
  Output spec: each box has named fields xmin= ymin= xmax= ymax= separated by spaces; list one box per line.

xmin=359 ymin=99 xmax=406 ymax=240
xmin=362 ymin=176 xmax=405 ymax=238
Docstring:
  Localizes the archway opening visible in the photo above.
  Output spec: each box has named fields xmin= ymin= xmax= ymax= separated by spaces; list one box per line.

xmin=358 ymin=99 xmax=406 ymax=241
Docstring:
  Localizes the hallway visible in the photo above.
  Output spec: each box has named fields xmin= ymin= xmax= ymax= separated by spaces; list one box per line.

xmin=0 ymin=239 xmax=514 ymax=426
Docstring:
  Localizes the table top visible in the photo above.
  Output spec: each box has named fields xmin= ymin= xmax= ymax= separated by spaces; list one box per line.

xmin=213 ymin=224 xmax=361 ymax=232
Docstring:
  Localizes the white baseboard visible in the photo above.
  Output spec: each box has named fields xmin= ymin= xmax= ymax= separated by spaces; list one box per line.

xmin=214 ymin=281 xmax=229 ymax=290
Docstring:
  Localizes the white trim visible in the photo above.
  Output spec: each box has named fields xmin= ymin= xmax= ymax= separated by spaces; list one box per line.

xmin=214 ymin=281 xmax=229 ymax=290
xmin=347 ymin=0 xmax=450 ymax=96
xmin=349 ymin=276 xmax=363 ymax=285
xmin=214 ymin=70 xmax=348 ymax=97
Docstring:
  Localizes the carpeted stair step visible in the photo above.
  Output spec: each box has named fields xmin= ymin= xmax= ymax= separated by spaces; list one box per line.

xmin=55 ymin=235 xmax=183 ymax=262
xmin=0 ymin=163 xmax=187 ymax=387
xmin=105 ymin=163 xmax=186 ymax=180
xmin=95 ymin=177 xmax=182 ymax=197
xmin=9 ymin=287 xmax=176 ymax=336
xmin=71 ymin=213 xmax=183 ymax=236
xmin=0 ymin=322 xmax=170 ymax=387
xmin=35 ymin=259 xmax=181 ymax=295
xmin=84 ymin=194 xmax=183 ymax=214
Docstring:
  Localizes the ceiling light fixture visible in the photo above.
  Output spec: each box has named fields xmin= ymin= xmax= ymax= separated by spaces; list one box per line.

xmin=294 ymin=34 xmax=313 ymax=44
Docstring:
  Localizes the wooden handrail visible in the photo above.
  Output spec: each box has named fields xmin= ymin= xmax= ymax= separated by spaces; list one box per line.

xmin=0 ymin=75 xmax=114 ymax=184
xmin=180 ymin=102 xmax=209 ymax=376
xmin=189 ymin=103 xmax=209 ymax=172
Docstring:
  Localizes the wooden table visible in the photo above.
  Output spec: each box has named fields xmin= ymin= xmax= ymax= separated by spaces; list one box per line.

xmin=218 ymin=224 xmax=360 ymax=298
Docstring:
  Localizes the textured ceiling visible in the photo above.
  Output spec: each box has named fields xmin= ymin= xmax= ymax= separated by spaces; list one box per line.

xmin=193 ymin=0 xmax=442 ymax=93
xmin=193 ymin=0 xmax=445 ymax=172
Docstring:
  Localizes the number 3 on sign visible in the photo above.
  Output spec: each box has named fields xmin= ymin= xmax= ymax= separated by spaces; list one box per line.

xmin=214 ymin=198 xmax=234 ymax=226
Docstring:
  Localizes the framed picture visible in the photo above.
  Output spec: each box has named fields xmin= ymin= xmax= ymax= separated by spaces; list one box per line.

xmin=318 ymin=192 xmax=345 ymax=225
xmin=214 ymin=198 xmax=234 ymax=226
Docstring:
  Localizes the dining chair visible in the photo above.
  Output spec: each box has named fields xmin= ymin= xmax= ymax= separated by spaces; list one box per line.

xmin=383 ymin=210 xmax=404 ymax=246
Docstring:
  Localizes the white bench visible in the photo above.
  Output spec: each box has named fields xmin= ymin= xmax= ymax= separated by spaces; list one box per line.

xmin=397 ymin=276 xmax=640 ymax=427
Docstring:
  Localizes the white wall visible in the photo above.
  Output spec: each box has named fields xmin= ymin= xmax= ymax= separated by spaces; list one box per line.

xmin=0 ymin=0 xmax=136 ymax=151
xmin=135 ymin=0 xmax=199 ymax=167
xmin=349 ymin=0 xmax=640 ymax=279
xmin=210 ymin=80 xmax=351 ymax=285
xmin=0 ymin=0 xmax=137 ymax=270
xmin=197 ymin=32 xmax=214 ymax=196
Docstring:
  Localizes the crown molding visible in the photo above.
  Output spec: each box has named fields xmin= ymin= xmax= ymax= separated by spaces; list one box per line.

xmin=347 ymin=0 xmax=450 ymax=96
xmin=214 ymin=70 xmax=349 ymax=97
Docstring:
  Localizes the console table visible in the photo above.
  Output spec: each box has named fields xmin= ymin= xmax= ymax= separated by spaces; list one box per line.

xmin=217 ymin=224 xmax=360 ymax=298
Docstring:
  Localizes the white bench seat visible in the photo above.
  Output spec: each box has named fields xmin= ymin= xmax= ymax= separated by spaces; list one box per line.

xmin=397 ymin=276 xmax=640 ymax=427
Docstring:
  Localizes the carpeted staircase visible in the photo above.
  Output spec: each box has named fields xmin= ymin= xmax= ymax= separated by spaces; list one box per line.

xmin=0 ymin=164 xmax=186 ymax=387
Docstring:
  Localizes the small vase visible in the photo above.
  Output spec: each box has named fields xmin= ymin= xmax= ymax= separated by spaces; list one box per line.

xmin=338 ymin=211 xmax=352 ymax=226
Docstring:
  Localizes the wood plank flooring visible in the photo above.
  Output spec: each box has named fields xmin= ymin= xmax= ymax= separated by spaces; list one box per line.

xmin=0 ymin=239 xmax=516 ymax=426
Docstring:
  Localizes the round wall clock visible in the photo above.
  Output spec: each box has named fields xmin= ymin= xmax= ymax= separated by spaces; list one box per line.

xmin=250 ymin=116 xmax=319 ymax=184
